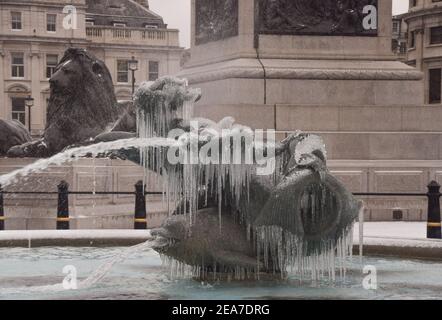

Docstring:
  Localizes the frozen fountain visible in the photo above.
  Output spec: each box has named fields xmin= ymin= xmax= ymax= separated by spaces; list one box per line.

xmin=101 ymin=76 xmax=361 ymax=281
xmin=1 ymin=2 xmax=442 ymax=299
xmin=0 ymin=75 xmax=361 ymax=282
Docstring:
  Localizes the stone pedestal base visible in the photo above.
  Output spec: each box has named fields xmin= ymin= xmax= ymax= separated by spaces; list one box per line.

xmin=180 ymin=58 xmax=424 ymax=130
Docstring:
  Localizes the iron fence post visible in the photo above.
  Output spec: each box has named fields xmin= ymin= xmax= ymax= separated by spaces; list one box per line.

xmin=134 ymin=180 xmax=147 ymax=229
xmin=0 ymin=184 xmax=4 ymax=231
xmin=427 ymin=181 xmax=441 ymax=239
xmin=57 ymin=181 xmax=70 ymax=230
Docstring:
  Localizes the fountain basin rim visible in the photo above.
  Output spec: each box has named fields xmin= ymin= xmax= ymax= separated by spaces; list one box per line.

xmin=0 ymin=230 xmax=153 ymax=248
xmin=0 ymin=231 xmax=441 ymax=262
xmin=358 ymin=236 xmax=442 ymax=262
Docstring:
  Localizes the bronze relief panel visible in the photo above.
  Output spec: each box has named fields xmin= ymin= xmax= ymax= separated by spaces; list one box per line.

xmin=195 ymin=0 xmax=239 ymax=45
xmin=256 ymin=0 xmax=379 ymax=37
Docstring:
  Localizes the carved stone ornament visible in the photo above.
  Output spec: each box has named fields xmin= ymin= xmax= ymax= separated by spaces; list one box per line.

xmin=256 ymin=0 xmax=379 ymax=37
xmin=195 ymin=0 xmax=239 ymax=45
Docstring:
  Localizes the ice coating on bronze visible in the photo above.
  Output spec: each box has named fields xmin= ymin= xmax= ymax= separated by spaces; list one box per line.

xmin=131 ymin=77 xmax=360 ymax=281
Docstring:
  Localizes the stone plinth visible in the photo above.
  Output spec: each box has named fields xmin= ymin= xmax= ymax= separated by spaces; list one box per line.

xmin=186 ymin=59 xmax=424 ymax=126
xmin=188 ymin=0 xmax=394 ymax=67
xmin=0 ymin=158 xmax=168 ymax=230
xmin=181 ymin=1 xmax=424 ymax=124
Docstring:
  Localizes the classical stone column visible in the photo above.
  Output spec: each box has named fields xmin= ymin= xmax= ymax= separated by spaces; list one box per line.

xmin=30 ymin=46 xmax=43 ymax=134
xmin=0 ymin=42 xmax=5 ymax=120
xmin=415 ymin=28 xmax=425 ymax=71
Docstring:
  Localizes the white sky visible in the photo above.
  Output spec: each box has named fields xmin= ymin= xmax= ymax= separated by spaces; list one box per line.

xmin=149 ymin=0 xmax=410 ymax=48
xmin=148 ymin=0 xmax=191 ymax=48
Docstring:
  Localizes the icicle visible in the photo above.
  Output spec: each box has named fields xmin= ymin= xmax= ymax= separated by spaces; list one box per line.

xmin=255 ymin=222 xmax=356 ymax=282
xmin=92 ymin=157 xmax=97 ymax=216
xmin=359 ymin=204 xmax=364 ymax=263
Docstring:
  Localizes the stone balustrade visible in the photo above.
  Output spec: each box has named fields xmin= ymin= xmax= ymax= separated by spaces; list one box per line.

xmin=86 ymin=26 xmax=180 ymax=47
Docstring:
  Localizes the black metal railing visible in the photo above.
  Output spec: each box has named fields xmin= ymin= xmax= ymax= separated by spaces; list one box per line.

xmin=0 ymin=180 xmax=162 ymax=231
xmin=0 ymin=181 xmax=441 ymax=239
xmin=354 ymin=181 xmax=441 ymax=239
xmin=0 ymin=184 xmax=4 ymax=231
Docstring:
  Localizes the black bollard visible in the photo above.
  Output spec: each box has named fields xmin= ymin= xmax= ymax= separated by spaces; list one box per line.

xmin=134 ymin=180 xmax=147 ymax=229
xmin=57 ymin=181 xmax=70 ymax=230
xmin=0 ymin=184 xmax=4 ymax=231
xmin=427 ymin=181 xmax=441 ymax=239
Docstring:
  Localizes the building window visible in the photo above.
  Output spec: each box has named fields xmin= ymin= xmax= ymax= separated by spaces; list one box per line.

xmin=11 ymin=53 xmax=24 ymax=78
xmin=148 ymin=61 xmax=159 ymax=81
xmin=392 ymin=39 xmax=398 ymax=52
xmin=409 ymin=31 xmax=416 ymax=48
xmin=144 ymin=24 xmax=159 ymax=29
xmin=11 ymin=97 xmax=26 ymax=125
xmin=113 ymin=23 xmax=127 ymax=28
xmin=11 ymin=12 xmax=22 ymax=30
xmin=86 ymin=19 xmax=95 ymax=26
xmin=429 ymin=68 xmax=442 ymax=104
xmin=431 ymin=26 xmax=442 ymax=45
xmin=117 ymin=60 xmax=129 ymax=83
xmin=392 ymin=21 xmax=400 ymax=34
xmin=46 ymin=54 xmax=58 ymax=79
xmin=47 ymin=14 xmax=57 ymax=32
xmin=400 ymin=42 xmax=407 ymax=54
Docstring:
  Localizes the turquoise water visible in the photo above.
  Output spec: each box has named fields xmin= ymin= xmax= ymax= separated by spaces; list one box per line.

xmin=0 ymin=246 xmax=441 ymax=300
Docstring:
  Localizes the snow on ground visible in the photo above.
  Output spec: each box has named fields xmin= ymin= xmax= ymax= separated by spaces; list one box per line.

xmin=353 ymin=222 xmax=442 ymax=253
xmin=354 ymin=222 xmax=427 ymax=240
xmin=0 ymin=223 xmax=441 ymax=253
xmin=0 ymin=223 xmax=431 ymax=241
xmin=0 ymin=223 xmax=440 ymax=260
xmin=0 ymin=230 xmax=152 ymax=241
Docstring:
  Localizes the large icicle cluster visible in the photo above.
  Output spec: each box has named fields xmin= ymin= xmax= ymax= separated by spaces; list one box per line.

xmin=134 ymin=77 xmax=359 ymax=282
xmin=135 ymin=78 xmax=255 ymax=229
xmin=162 ymin=117 xmax=256 ymax=228
xmin=134 ymin=77 xmax=201 ymax=177
xmin=135 ymin=77 xmax=200 ymax=138
xmin=256 ymin=225 xmax=354 ymax=282
xmin=160 ymin=255 xmax=259 ymax=282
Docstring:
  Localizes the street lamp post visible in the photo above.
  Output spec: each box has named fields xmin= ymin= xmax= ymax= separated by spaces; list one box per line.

xmin=128 ymin=57 xmax=139 ymax=97
xmin=24 ymin=95 xmax=34 ymax=133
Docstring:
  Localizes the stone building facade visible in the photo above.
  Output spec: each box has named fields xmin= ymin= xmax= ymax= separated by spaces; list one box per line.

xmin=401 ymin=0 xmax=442 ymax=104
xmin=0 ymin=0 xmax=183 ymax=135
xmin=392 ymin=14 xmax=408 ymax=61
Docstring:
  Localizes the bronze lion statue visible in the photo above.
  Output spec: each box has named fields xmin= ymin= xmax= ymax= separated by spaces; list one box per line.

xmin=8 ymin=48 xmax=132 ymax=158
